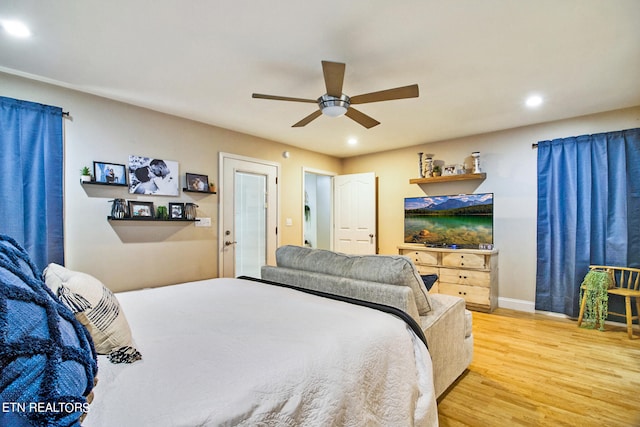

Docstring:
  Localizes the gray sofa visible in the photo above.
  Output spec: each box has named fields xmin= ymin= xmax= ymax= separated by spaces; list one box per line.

xmin=261 ymin=245 xmax=473 ymax=398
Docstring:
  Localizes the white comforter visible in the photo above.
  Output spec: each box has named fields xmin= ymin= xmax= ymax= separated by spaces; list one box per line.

xmin=83 ymin=277 xmax=437 ymax=426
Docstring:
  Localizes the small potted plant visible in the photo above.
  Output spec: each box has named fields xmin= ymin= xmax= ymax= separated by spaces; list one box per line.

xmin=80 ymin=166 xmax=92 ymax=182
xmin=209 ymin=182 xmax=216 ymax=193
xmin=432 ymin=165 xmax=442 ymax=177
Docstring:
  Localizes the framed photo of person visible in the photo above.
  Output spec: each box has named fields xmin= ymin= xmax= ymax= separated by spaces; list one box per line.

xmin=128 ymin=155 xmax=179 ymax=196
xmin=128 ymin=201 xmax=155 ymax=218
xmin=442 ymin=164 xmax=465 ymax=176
xmin=93 ymin=161 xmax=127 ymax=186
xmin=186 ymin=173 xmax=209 ymax=192
xmin=169 ymin=203 xmax=184 ymax=219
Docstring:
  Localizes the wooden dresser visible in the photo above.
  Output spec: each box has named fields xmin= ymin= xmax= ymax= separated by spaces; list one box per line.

xmin=398 ymin=244 xmax=499 ymax=312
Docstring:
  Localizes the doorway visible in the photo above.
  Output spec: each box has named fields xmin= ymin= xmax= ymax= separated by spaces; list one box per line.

xmin=219 ymin=153 xmax=279 ymax=278
xmin=302 ymin=170 xmax=377 ymax=255
xmin=303 ymin=168 xmax=335 ymax=250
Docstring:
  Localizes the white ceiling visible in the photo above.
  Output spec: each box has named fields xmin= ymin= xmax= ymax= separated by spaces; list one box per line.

xmin=1 ymin=1 xmax=639 ymax=158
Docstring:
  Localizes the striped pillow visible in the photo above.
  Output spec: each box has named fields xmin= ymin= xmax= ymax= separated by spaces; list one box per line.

xmin=44 ymin=264 xmax=141 ymax=364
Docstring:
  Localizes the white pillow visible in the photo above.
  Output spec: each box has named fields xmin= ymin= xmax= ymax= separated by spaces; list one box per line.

xmin=44 ymin=263 xmax=141 ymax=363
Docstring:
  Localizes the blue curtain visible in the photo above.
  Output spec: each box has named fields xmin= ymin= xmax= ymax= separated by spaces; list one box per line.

xmin=536 ymin=128 xmax=640 ymax=317
xmin=0 ymin=96 xmax=64 ymax=271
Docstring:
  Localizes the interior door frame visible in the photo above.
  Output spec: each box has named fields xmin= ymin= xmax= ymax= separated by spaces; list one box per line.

xmin=218 ymin=152 xmax=280 ymax=277
xmin=301 ymin=167 xmax=337 ymax=250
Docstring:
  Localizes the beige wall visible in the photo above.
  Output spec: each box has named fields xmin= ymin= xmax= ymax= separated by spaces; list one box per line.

xmin=1 ymin=72 xmax=341 ymax=292
xmin=4 ymin=71 xmax=640 ymax=309
xmin=343 ymin=106 xmax=640 ymax=311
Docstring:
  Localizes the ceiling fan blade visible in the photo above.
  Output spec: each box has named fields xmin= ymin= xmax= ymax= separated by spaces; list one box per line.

xmin=292 ymin=110 xmax=323 ymax=127
xmin=345 ymin=107 xmax=380 ymax=129
xmin=322 ymin=61 xmax=346 ymax=97
xmin=350 ymin=84 xmax=419 ymax=104
xmin=252 ymin=93 xmax=317 ymax=103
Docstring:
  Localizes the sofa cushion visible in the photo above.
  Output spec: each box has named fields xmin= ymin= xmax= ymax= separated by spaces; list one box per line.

xmin=0 ymin=234 xmax=97 ymax=427
xmin=275 ymin=245 xmax=432 ymax=314
xmin=44 ymin=263 xmax=141 ymax=364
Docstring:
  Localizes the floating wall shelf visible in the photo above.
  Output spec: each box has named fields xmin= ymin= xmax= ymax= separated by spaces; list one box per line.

xmin=107 ymin=216 xmax=198 ymax=222
xmin=409 ymin=173 xmax=486 ymax=185
xmin=183 ymin=188 xmax=217 ymax=194
xmin=80 ymin=180 xmax=127 ymax=187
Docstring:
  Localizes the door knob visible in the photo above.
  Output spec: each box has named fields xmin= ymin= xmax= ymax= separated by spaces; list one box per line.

xmin=224 ymin=241 xmax=237 ymax=246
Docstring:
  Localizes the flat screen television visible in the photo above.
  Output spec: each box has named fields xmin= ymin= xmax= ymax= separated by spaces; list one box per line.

xmin=404 ymin=193 xmax=493 ymax=249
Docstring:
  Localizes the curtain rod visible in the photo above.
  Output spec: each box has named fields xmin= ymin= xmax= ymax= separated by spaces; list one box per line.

xmin=532 ymin=143 xmax=538 ymax=149
xmin=62 ymin=111 xmax=70 ymax=117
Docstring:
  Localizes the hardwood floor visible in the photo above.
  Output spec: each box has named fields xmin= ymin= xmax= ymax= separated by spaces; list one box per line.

xmin=437 ymin=308 xmax=640 ymax=427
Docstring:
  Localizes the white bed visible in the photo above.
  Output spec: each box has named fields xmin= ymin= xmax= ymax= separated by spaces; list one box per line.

xmin=82 ymin=277 xmax=437 ymax=426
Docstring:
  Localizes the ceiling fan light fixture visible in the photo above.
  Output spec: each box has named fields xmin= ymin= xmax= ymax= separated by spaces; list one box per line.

xmin=322 ymin=105 xmax=347 ymax=117
xmin=318 ymin=94 xmax=350 ymax=117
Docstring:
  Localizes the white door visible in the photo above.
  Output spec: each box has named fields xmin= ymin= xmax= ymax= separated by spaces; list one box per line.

xmin=219 ymin=153 xmax=279 ymax=278
xmin=333 ymin=172 xmax=377 ymax=254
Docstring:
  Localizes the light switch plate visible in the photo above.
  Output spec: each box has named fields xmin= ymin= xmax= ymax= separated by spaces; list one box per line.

xmin=195 ymin=217 xmax=211 ymax=227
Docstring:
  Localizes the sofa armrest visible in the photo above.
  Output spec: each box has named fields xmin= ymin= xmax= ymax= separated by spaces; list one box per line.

xmin=420 ymin=293 xmax=473 ymax=398
xmin=261 ymin=265 xmax=421 ymax=323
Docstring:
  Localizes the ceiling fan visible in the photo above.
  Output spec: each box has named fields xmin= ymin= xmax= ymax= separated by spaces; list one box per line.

xmin=252 ymin=60 xmax=419 ymax=129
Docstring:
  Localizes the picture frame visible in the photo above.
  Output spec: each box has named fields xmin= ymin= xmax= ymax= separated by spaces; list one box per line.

xmin=442 ymin=164 xmax=465 ymax=176
xmin=169 ymin=202 xmax=184 ymax=219
xmin=93 ymin=161 xmax=127 ymax=186
xmin=185 ymin=173 xmax=210 ymax=192
xmin=128 ymin=201 xmax=155 ymax=218
xmin=128 ymin=155 xmax=179 ymax=196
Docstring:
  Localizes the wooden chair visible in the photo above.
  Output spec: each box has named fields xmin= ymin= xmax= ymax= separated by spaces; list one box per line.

xmin=577 ymin=265 xmax=640 ymax=339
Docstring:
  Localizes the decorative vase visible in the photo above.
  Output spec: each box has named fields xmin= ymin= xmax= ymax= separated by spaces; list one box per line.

xmin=418 ymin=152 xmax=424 ymax=178
xmin=184 ymin=203 xmax=198 ymax=220
xmin=472 ymin=152 xmax=482 ymax=174
xmin=109 ymin=199 xmax=128 ymax=219
xmin=424 ymin=156 xmax=433 ymax=177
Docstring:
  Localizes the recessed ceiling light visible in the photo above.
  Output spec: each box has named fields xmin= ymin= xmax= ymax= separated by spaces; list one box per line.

xmin=525 ymin=95 xmax=543 ymax=108
xmin=1 ymin=20 xmax=31 ymax=38
xmin=348 ymin=138 xmax=358 ymax=146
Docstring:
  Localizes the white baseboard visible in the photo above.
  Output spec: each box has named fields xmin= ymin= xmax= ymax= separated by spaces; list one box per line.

xmin=497 ymin=299 xmax=629 ymax=327
xmin=498 ymin=297 xmax=535 ymax=313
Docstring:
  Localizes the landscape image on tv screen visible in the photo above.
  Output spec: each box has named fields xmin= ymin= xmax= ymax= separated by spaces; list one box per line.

xmin=404 ymin=193 xmax=493 ymax=248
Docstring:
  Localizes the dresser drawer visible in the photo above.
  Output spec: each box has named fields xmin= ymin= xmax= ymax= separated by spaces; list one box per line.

xmin=442 ymin=252 xmax=486 ymax=269
xmin=401 ymin=249 xmax=438 ymax=266
xmin=439 ymin=282 xmax=490 ymax=306
xmin=439 ymin=269 xmax=491 ymax=287
xmin=415 ymin=265 xmax=439 ymax=275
